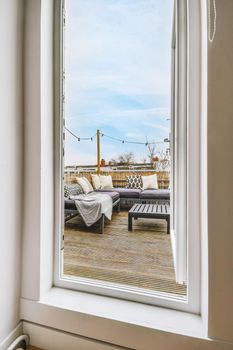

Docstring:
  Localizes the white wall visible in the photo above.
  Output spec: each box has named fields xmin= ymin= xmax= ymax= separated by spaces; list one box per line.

xmin=21 ymin=0 xmax=54 ymax=302
xmin=0 ymin=0 xmax=24 ymax=343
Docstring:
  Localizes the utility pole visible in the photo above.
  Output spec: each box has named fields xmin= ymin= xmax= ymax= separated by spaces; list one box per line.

xmin=97 ymin=129 xmax=101 ymax=175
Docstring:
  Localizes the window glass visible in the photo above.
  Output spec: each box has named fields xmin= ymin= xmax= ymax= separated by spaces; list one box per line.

xmin=62 ymin=0 xmax=186 ymax=298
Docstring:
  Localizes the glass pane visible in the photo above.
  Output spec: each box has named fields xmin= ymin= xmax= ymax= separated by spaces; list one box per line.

xmin=62 ymin=0 xmax=186 ymax=297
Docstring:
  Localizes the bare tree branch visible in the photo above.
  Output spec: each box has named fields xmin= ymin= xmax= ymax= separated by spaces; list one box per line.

xmin=117 ymin=152 xmax=135 ymax=165
xmin=146 ymin=136 xmax=156 ymax=163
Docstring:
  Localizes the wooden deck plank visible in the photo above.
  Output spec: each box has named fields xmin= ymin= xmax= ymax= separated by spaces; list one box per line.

xmin=64 ymin=210 xmax=186 ymax=296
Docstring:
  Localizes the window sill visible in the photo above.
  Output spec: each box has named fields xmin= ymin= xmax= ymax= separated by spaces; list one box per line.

xmin=20 ymin=287 xmax=207 ymax=349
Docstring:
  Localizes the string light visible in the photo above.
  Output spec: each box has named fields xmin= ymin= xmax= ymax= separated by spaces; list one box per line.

xmin=102 ymin=132 xmax=165 ymax=145
xmin=65 ymin=126 xmax=96 ymax=141
xmin=65 ymin=126 xmax=168 ymax=146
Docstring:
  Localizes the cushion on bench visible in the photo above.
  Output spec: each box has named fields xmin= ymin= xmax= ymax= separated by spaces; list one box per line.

xmin=64 ymin=191 xmax=120 ymax=211
xmin=95 ymin=187 xmax=141 ymax=198
xmin=139 ymin=189 xmax=170 ymax=200
xmin=65 ymin=198 xmax=77 ymax=211
xmin=103 ymin=191 xmax=120 ymax=201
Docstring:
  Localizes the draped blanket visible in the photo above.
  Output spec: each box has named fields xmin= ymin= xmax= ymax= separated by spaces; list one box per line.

xmin=70 ymin=193 xmax=112 ymax=227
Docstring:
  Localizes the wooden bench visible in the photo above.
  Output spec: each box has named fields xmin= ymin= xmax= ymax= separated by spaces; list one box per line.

xmin=128 ymin=203 xmax=170 ymax=234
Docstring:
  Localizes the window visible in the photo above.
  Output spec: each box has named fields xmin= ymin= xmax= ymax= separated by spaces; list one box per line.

xmin=54 ymin=0 xmax=202 ymax=313
xmin=21 ymin=0 xmax=233 ymax=347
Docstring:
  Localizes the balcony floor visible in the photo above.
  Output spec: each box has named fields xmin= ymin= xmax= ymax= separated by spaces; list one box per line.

xmin=64 ymin=210 xmax=186 ymax=296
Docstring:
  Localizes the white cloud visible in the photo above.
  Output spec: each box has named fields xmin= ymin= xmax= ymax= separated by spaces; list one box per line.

xmin=65 ymin=0 xmax=173 ymax=96
xmin=143 ymin=121 xmax=170 ymax=132
xmin=64 ymin=0 xmax=173 ymax=164
xmin=66 ymin=107 xmax=170 ymax=131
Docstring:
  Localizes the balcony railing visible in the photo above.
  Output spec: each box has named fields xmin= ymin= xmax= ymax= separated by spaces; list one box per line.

xmin=64 ymin=165 xmax=170 ymax=189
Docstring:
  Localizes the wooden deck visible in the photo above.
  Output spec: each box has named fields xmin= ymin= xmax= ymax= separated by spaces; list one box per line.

xmin=64 ymin=211 xmax=186 ymax=296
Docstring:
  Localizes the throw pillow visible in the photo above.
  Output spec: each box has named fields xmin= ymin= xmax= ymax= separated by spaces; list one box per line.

xmin=64 ymin=183 xmax=84 ymax=198
xmin=141 ymin=174 xmax=158 ymax=190
xmin=68 ymin=183 xmax=84 ymax=196
xmin=99 ymin=175 xmax=113 ymax=189
xmin=91 ymin=174 xmax=101 ymax=190
xmin=64 ymin=184 xmax=70 ymax=197
xmin=83 ymin=177 xmax=94 ymax=192
xmin=126 ymin=175 xmax=143 ymax=189
xmin=76 ymin=177 xmax=93 ymax=194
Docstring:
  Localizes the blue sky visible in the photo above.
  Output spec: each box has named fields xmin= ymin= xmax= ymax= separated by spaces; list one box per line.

xmin=65 ymin=0 xmax=173 ymax=165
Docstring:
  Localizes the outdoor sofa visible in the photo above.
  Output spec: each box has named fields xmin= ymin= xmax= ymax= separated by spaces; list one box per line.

xmin=64 ymin=182 xmax=170 ymax=233
xmin=92 ymin=174 xmax=170 ymax=204
xmin=64 ymin=185 xmax=170 ymax=213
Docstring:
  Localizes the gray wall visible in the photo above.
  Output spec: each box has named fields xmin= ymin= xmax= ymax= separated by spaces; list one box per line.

xmin=208 ymin=0 xmax=233 ymax=342
xmin=0 ymin=0 xmax=24 ymax=343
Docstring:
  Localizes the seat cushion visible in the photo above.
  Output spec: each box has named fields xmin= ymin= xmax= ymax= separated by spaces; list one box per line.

xmin=65 ymin=198 xmax=77 ymax=210
xmin=100 ymin=191 xmax=120 ymax=202
xmin=139 ymin=189 xmax=170 ymax=200
xmin=65 ymin=192 xmax=120 ymax=211
xmin=95 ymin=188 xmax=141 ymax=199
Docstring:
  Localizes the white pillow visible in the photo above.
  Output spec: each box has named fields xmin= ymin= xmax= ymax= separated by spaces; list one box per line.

xmin=83 ymin=177 xmax=94 ymax=192
xmin=76 ymin=177 xmax=93 ymax=194
xmin=141 ymin=174 xmax=158 ymax=190
xmin=91 ymin=174 xmax=101 ymax=190
xmin=99 ymin=175 xmax=113 ymax=189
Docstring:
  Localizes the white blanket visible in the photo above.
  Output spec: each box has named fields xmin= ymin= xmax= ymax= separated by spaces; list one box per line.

xmin=70 ymin=193 xmax=112 ymax=227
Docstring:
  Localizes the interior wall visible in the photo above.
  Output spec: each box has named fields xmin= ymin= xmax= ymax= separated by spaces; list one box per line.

xmin=21 ymin=0 xmax=54 ymax=302
xmin=208 ymin=0 xmax=233 ymax=343
xmin=21 ymin=0 xmax=42 ymax=301
xmin=0 ymin=0 xmax=24 ymax=343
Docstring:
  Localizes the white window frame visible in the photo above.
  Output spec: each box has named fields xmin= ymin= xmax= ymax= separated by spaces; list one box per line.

xmin=170 ymin=0 xmax=188 ymax=284
xmin=21 ymin=0 xmax=210 ymax=347
xmin=53 ymin=0 xmax=202 ymax=314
